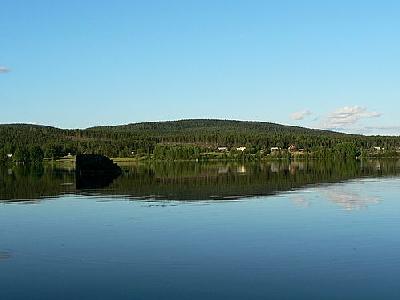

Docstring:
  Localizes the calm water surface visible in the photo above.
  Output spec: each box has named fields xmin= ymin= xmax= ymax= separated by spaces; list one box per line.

xmin=0 ymin=160 xmax=400 ymax=299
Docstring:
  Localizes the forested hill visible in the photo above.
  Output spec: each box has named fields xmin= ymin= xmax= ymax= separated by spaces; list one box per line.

xmin=0 ymin=119 xmax=398 ymax=161
xmin=88 ymin=119 xmax=339 ymax=136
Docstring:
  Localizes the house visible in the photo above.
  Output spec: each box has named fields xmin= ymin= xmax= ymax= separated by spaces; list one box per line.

xmin=236 ymin=146 xmax=246 ymax=152
xmin=374 ymin=146 xmax=384 ymax=151
xmin=270 ymin=147 xmax=280 ymax=152
xmin=288 ymin=144 xmax=298 ymax=152
xmin=217 ymin=147 xmax=228 ymax=151
xmin=7 ymin=154 xmax=12 ymax=158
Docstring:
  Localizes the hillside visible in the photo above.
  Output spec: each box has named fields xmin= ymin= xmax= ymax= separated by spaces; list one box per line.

xmin=0 ymin=119 xmax=398 ymax=161
xmin=89 ymin=119 xmax=338 ymax=135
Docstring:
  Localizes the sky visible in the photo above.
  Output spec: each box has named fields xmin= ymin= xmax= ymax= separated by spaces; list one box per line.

xmin=1 ymin=0 xmax=400 ymax=135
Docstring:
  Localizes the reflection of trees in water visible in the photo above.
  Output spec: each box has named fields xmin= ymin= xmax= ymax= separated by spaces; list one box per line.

xmin=0 ymin=159 xmax=399 ymax=202
xmin=0 ymin=165 xmax=75 ymax=201
xmin=110 ymin=160 xmax=399 ymax=200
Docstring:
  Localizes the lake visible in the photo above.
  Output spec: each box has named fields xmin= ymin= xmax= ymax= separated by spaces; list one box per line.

xmin=1 ymin=159 xmax=400 ymax=299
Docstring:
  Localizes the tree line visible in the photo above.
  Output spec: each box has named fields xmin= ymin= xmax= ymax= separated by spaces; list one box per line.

xmin=1 ymin=120 xmax=399 ymax=163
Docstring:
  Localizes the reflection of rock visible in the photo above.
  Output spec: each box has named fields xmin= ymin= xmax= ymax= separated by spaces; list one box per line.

xmin=75 ymin=154 xmax=122 ymax=189
xmin=323 ymin=186 xmax=380 ymax=210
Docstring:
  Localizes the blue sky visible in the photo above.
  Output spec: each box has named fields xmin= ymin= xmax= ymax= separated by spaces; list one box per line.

xmin=1 ymin=1 xmax=399 ymax=135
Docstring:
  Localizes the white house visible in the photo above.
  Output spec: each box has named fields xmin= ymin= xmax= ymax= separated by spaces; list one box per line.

xmin=7 ymin=154 xmax=13 ymax=158
xmin=236 ymin=146 xmax=246 ymax=152
xmin=217 ymin=147 xmax=228 ymax=151
xmin=270 ymin=147 xmax=280 ymax=152
xmin=374 ymin=146 xmax=384 ymax=151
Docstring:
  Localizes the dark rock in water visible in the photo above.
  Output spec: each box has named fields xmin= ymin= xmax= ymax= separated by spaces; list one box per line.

xmin=75 ymin=154 xmax=122 ymax=189
xmin=76 ymin=154 xmax=121 ymax=173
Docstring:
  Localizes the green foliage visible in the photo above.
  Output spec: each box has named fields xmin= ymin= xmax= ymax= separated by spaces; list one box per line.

xmin=44 ymin=144 xmax=63 ymax=160
xmin=332 ymin=142 xmax=359 ymax=159
xmin=13 ymin=147 xmax=30 ymax=163
xmin=2 ymin=160 xmax=400 ymax=201
xmin=0 ymin=148 xmax=7 ymax=164
xmin=30 ymin=146 xmax=44 ymax=163
xmin=0 ymin=120 xmax=399 ymax=162
xmin=154 ymin=144 xmax=202 ymax=160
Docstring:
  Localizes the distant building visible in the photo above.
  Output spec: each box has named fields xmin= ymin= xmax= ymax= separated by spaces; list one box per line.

xmin=217 ymin=147 xmax=228 ymax=151
xmin=7 ymin=154 xmax=12 ymax=158
xmin=288 ymin=144 xmax=298 ymax=152
xmin=270 ymin=147 xmax=280 ymax=152
xmin=374 ymin=146 xmax=384 ymax=151
xmin=236 ymin=146 xmax=246 ymax=152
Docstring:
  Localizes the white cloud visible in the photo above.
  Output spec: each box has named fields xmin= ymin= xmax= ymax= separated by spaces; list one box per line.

xmin=322 ymin=185 xmax=380 ymax=211
xmin=0 ymin=66 xmax=10 ymax=73
xmin=362 ymin=126 xmax=400 ymax=136
xmin=365 ymin=125 xmax=400 ymax=131
xmin=321 ymin=106 xmax=381 ymax=129
xmin=290 ymin=109 xmax=312 ymax=120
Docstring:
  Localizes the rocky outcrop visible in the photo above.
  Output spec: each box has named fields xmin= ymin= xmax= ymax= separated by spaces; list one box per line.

xmin=75 ymin=154 xmax=122 ymax=189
